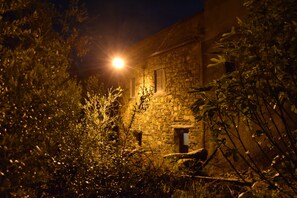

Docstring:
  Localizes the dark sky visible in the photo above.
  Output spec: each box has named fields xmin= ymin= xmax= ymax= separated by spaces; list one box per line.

xmin=76 ymin=0 xmax=204 ymax=79
xmin=84 ymin=0 xmax=203 ymax=45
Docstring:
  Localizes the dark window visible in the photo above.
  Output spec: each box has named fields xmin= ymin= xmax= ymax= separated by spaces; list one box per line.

xmin=154 ymin=69 xmax=165 ymax=93
xmin=174 ymin=128 xmax=189 ymax=153
xmin=133 ymin=130 xmax=142 ymax=146
xmin=225 ymin=62 xmax=235 ymax=74
xmin=130 ymin=77 xmax=135 ymax=98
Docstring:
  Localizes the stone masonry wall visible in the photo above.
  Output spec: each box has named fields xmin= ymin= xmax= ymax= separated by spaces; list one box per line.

xmin=121 ymin=41 xmax=203 ymax=157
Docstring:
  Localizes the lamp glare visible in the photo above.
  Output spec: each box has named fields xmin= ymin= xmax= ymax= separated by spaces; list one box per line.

xmin=112 ymin=57 xmax=125 ymax=69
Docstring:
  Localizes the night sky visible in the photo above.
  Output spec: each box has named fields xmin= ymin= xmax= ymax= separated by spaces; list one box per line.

xmin=84 ymin=0 xmax=203 ymax=45
xmin=75 ymin=0 xmax=204 ymax=80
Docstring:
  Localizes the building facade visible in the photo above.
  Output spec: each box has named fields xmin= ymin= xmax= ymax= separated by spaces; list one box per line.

xmin=119 ymin=0 xmax=244 ymax=157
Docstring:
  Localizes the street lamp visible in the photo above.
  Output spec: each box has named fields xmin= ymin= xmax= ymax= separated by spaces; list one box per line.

xmin=112 ymin=57 xmax=125 ymax=69
xmin=111 ymin=56 xmax=146 ymax=95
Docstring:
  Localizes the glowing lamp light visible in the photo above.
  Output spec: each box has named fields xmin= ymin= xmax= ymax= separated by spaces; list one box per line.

xmin=112 ymin=57 xmax=125 ymax=69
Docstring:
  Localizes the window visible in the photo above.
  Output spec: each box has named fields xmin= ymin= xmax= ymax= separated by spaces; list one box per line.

xmin=225 ymin=62 xmax=235 ymax=74
xmin=133 ymin=130 xmax=142 ymax=146
xmin=130 ymin=77 xmax=135 ymax=98
xmin=174 ymin=128 xmax=189 ymax=153
xmin=154 ymin=69 xmax=165 ymax=93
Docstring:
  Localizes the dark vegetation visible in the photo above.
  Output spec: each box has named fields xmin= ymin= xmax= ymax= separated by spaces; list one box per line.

xmin=0 ymin=0 xmax=296 ymax=197
xmin=192 ymin=0 xmax=297 ymax=196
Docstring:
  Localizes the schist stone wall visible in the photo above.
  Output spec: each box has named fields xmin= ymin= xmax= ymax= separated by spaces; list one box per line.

xmin=121 ymin=42 xmax=204 ymax=156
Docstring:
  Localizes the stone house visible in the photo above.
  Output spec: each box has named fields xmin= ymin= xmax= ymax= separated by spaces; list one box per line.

xmin=119 ymin=0 xmax=244 ymax=157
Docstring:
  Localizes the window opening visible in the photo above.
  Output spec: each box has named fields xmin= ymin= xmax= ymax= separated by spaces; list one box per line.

xmin=133 ymin=130 xmax=142 ymax=146
xmin=154 ymin=69 xmax=165 ymax=93
xmin=225 ymin=62 xmax=235 ymax=74
xmin=174 ymin=128 xmax=189 ymax=153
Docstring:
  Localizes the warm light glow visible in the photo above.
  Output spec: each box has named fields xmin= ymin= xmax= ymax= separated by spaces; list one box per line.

xmin=112 ymin=57 xmax=125 ymax=69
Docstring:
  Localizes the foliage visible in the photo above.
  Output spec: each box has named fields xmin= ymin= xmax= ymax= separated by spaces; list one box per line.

xmin=192 ymin=0 xmax=297 ymax=195
xmin=0 ymin=0 xmax=86 ymax=196
xmin=84 ymin=75 xmax=105 ymax=97
xmin=127 ymin=86 xmax=154 ymax=131
xmin=72 ymin=88 xmax=176 ymax=197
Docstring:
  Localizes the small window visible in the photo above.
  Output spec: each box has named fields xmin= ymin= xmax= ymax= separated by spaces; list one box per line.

xmin=174 ymin=128 xmax=189 ymax=153
xmin=133 ymin=130 xmax=142 ymax=146
xmin=154 ymin=69 xmax=165 ymax=93
xmin=225 ymin=62 xmax=235 ymax=74
xmin=130 ymin=77 xmax=135 ymax=98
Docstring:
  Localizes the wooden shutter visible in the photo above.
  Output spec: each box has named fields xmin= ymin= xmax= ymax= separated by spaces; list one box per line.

xmin=154 ymin=69 xmax=164 ymax=92
xmin=130 ymin=78 xmax=135 ymax=98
